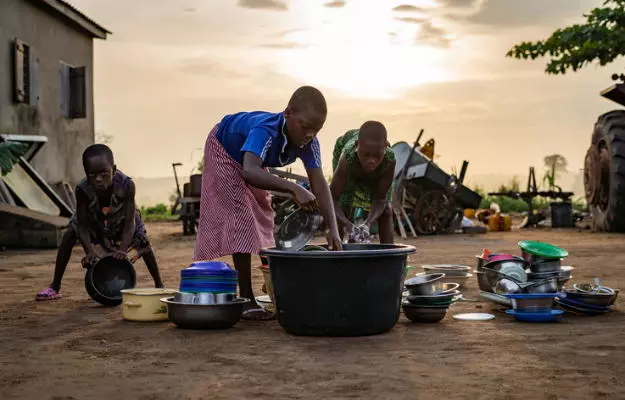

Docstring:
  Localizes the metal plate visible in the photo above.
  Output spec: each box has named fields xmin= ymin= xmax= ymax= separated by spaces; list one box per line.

xmin=452 ymin=313 xmax=495 ymax=321
xmin=275 ymin=209 xmax=322 ymax=251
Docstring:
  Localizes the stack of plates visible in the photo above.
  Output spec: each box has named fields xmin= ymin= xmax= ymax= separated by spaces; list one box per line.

xmin=179 ymin=261 xmax=238 ymax=294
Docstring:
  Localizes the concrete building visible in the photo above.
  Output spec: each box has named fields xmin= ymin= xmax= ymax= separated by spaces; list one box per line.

xmin=0 ymin=0 xmax=109 ymax=185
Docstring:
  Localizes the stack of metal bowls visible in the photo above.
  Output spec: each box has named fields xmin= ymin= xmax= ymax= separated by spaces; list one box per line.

xmin=402 ymin=273 xmax=460 ymax=323
xmin=158 ymin=261 xmax=248 ymax=329
xmin=556 ymin=282 xmax=619 ymax=315
xmin=519 ymin=240 xmax=572 ymax=290
xmin=421 ymin=264 xmax=472 ymax=288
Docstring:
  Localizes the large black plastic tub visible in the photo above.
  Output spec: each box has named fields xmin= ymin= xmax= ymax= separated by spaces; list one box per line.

xmin=260 ymin=243 xmax=416 ymax=336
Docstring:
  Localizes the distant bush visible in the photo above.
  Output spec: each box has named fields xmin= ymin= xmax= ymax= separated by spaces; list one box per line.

xmin=478 ymin=195 xmax=587 ymax=213
xmin=140 ymin=203 xmax=178 ymax=222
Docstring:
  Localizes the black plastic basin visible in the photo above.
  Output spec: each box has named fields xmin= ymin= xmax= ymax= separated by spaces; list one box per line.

xmin=260 ymin=243 xmax=416 ymax=336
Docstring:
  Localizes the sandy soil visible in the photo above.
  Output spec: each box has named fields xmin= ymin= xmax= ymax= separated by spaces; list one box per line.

xmin=1 ymin=222 xmax=625 ymax=400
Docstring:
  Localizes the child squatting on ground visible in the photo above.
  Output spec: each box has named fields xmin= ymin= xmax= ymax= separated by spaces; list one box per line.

xmin=330 ymin=121 xmax=396 ymax=244
xmin=193 ymin=86 xmax=342 ymax=321
xmin=35 ymin=144 xmax=164 ymax=301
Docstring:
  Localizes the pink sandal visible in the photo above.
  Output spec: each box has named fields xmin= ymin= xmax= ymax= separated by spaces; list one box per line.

xmin=35 ymin=287 xmax=62 ymax=301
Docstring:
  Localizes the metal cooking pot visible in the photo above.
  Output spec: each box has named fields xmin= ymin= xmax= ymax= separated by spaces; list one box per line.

xmin=85 ymin=255 xmax=136 ymax=306
xmin=160 ymin=297 xmax=250 ymax=329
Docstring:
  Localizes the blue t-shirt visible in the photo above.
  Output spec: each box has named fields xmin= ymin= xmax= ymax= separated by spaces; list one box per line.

xmin=214 ymin=111 xmax=322 ymax=169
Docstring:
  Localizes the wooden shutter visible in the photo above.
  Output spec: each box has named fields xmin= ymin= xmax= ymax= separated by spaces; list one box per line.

xmin=69 ymin=66 xmax=86 ymax=118
xmin=28 ymin=49 xmax=38 ymax=106
xmin=13 ymin=40 xmax=26 ymax=103
xmin=60 ymin=63 xmax=70 ymax=117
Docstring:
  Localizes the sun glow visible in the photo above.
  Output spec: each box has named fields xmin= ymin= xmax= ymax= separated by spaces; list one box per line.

xmin=271 ymin=1 xmax=455 ymax=99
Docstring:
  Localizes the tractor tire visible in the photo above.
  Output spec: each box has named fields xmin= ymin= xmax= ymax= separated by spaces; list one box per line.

xmin=585 ymin=110 xmax=625 ymax=232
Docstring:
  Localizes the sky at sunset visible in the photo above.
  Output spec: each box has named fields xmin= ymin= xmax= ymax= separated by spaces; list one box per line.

xmin=71 ymin=0 xmax=625 ymax=196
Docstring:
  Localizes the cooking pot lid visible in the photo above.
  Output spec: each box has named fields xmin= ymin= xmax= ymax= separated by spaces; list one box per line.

xmin=275 ymin=209 xmax=323 ymax=251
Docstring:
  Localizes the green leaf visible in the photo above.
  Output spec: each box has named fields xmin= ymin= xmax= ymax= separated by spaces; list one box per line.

xmin=0 ymin=142 xmax=28 ymax=176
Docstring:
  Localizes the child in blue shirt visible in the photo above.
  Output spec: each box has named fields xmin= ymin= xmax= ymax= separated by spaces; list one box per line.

xmin=194 ymin=86 xmax=341 ymax=320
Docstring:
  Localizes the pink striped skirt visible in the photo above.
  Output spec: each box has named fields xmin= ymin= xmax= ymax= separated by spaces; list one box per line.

xmin=193 ymin=125 xmax=275 ymax=261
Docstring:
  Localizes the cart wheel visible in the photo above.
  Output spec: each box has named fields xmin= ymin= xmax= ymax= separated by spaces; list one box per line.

xmin=412 ymin=190 xmax=457 ymax=235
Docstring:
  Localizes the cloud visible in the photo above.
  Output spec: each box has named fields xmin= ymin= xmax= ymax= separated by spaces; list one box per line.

xmin=456 ymin=0 xmax=596 ymax=28
xmin=237 ymin=0 xmax=288 ymax=11
xmin=393 ymin=5 xmax=424 ymax=12
xmin=395 ymin=17 xmax=426 ymax=24
xmin=415 ymin=21 xmax=451 ymax=48
xmin=437 ymin=0 xmax=480 ymax=7
xmin=259 ymin=42 xmax=309 ymax=49
xmin=323 ymin=0 xmax=346 ymax=8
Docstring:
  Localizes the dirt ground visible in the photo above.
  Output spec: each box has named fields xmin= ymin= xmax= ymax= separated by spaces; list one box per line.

xmin=1 ymin=222 xmax=625 ymax=400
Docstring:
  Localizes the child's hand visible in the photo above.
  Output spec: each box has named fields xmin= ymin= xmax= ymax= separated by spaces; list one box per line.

xmin=85 ymin=251 xmax=100 ymax=267
xmin=292 ymin=186 xmax=318 ymax=212
xmin=327 ymin=230 xmax=343 ymax=251
xmin=112 ymin=249 xmax=128 ymax=260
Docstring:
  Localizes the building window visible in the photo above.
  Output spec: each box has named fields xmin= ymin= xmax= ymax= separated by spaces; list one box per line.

xmin=12 ymin=39 xmax=38 ymax=106
xmin=60 ymin=62 xmax=86 ymax=119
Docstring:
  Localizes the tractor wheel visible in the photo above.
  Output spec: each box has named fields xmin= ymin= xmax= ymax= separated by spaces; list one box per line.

xmin=585 ymin=110 xmax=625 ymax=232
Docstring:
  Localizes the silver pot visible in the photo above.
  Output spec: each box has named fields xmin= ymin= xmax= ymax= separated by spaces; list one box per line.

xmin=405 ymin=273 xmax=445 ymax=296
xmin=160 ymin=297 xmax=249 ymax=329
xmin=529 ymin=259 xmax=562 ymax=273
xmin=524 ymin=278 xmax=558 ymax=294
xmin=511 ymin=296 xmax=554 ymax=313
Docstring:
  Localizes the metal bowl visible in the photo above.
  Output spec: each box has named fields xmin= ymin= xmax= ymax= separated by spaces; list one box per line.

xmin=558 ymin=266 xmax=574 ymax=280
xmin=494 ymin=278 xmax=523 ymax=295
xmin=524 ymin=278 xmax=558 ymax=294
xmin=572 ymin=283 xmax=615 ymax=295
xmin=510 ymin=296 xmax=555 ymax=313
xmin=561 ymin=289 xmax=615 ymax=307
xmin=521 ymin=250 xmax=562 ymax=265
xmin=402 ymin=303 xmax=448 ymax=323
xmin=475 ymin=270 xmax=492 ymax=292
xmin=440 ymin=282 xmax=460 ymax=294
xmin=422 ymin=264 xmax=470 ymax=277
xmin=482 ymin=258 xmax=527 ymax=273
xmin=529 ymin=259 xmax=562 ymax=273
xmin=160 ymin=297 xmax=249 ymax=329
xmin=406 ymin=290 xmax=460 ymax=306
xmin=475 ymin=256 xmax=488 ymax=272
xmin=482 ymin=267 xmax=522 ymax=288
xmin=405 ymin=273 xmax=445 ymax=296
xmin=527 ymin=270 xmax=561 ymax=281
xmin=440 ymin=273 xmax=472 ymax=288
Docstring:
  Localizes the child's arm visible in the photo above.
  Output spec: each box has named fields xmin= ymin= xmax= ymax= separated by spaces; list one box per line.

xmin=75 ymin=191 xmax=97 ymax=262
xmin=363 ymin=159 xmax=396 ymax=227
xmin=242 ymin=152 xmax=317 ymax=211
xmin=307 ymin=167 xmax=342 ymax=251
xmin=328 ymin=154 xmax=355 ymax=230
xmin=114 ymin=180 xmax=137 ymax=259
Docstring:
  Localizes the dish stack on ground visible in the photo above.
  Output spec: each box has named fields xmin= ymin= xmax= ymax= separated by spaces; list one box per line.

xmin=402 ymin=272 xmax=461 ymax=323
xmin=556 ymin=282 xmax=619 ymax=315
xmin=158 ymin=261 xmax=248 ymax=330
xmin=178 ymin=261 xmax=238 ymax=303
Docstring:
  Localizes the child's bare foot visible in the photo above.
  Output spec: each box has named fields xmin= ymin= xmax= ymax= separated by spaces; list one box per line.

xmin=241 ymin=301 xmax=275 ymax=321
